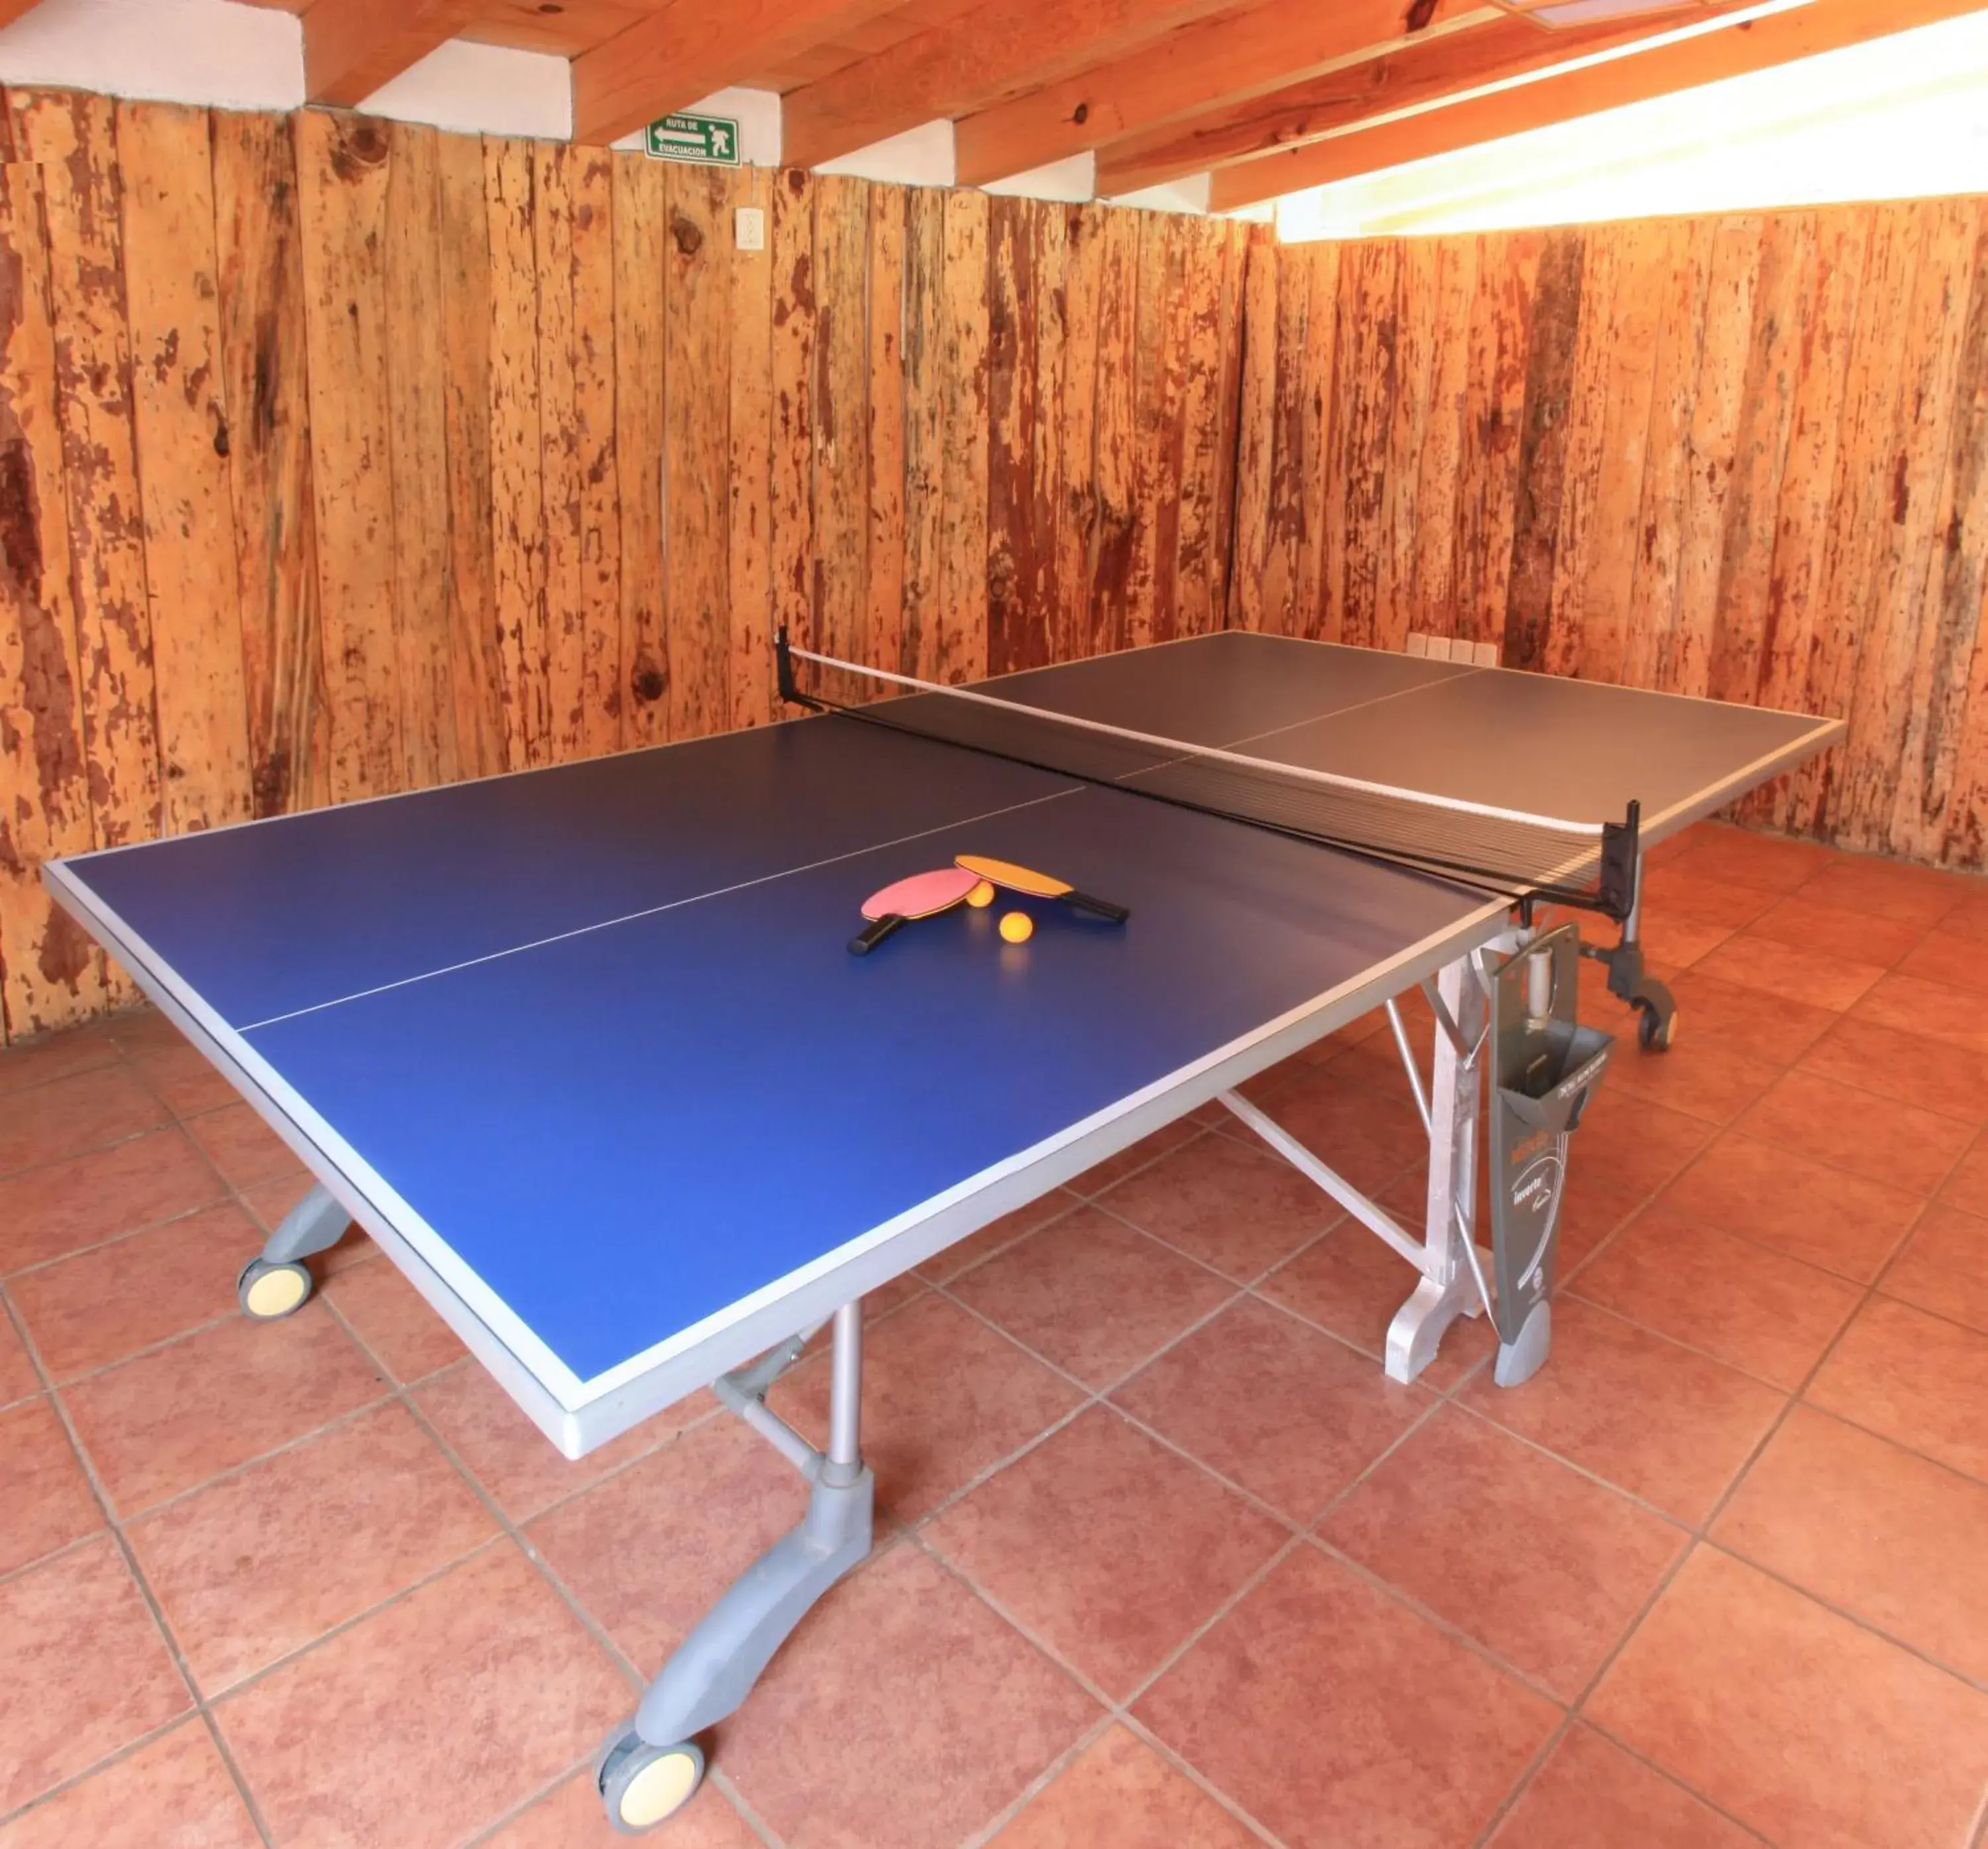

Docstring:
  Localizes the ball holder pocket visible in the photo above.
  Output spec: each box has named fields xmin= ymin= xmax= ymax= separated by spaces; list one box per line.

xmin=1487 ymin=924 xmax=1614 ymax=1388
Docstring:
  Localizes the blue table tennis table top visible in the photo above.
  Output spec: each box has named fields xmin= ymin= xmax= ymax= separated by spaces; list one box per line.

xmin=45 ymin=632 xmax=1840 ymax=1454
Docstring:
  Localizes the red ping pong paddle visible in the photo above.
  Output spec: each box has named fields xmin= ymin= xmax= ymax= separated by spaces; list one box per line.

xmin=848 ymin=866 xmax=982 ymax=955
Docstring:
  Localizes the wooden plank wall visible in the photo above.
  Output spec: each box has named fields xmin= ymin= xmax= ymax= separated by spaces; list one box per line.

xmin=0 ymin=90 xmax=1250 ymax=1043
xmin=5 ymin=89 xmax=1983 ymax=1049
xmin=1228 ymin=203 xmax=1988 ymax=863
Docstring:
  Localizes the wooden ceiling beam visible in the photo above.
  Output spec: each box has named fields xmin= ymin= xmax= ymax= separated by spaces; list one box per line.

xmin=571 ymin=0 xmax=905 ymax=147
xmin=302 ymin=0 xmax=487 ymax=105
xmin=1210 ymin=0 xmax=1988 ymax=209
xmin=954 ymin=0 xmax=1490 ymax=189
xmin=1095 ymin=3 xmax=1730 ymax=196
xmin=782 ymin=0 xmax=1243 ymax=172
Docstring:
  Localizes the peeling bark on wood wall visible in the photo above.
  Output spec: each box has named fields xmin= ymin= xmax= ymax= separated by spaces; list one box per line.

xmin=1231 ymin=203 xmax=1988 ymax=869
xmin=0 ymin=91 xmax=1250 ymax=1041
xmin=3 ymin=82 xmax=1984 ymax=1044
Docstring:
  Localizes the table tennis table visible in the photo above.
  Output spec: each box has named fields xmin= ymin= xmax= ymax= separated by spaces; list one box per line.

xmin=44 ymin=628 xmax=1840 ymax=1832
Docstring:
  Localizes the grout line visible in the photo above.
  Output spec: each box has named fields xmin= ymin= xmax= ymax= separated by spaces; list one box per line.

xmin=0 ymin=1283 xmax=281 ymax=1848
xmin=13 ymin=955 xmax=1988 ymax=1844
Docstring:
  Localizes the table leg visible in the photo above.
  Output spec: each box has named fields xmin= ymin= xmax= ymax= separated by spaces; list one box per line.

xmin=595 ymin=1299 xmax=875 ymax=1834
xmin=1385 ymin=951 xmax=1490 ymax=1383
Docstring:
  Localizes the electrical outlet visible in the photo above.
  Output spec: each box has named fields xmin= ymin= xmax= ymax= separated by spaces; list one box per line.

xmin=734 ymin=206 xmax=766 ymax=253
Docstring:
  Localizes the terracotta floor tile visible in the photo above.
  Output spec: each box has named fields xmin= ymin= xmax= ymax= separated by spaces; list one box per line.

xmin=1322 ymin=1407 xmax=1686 ymax=1700
xmin=1896 ymin=928 xmax=1988 ymax=998
xmin=1806 ymin=1296 xmax=1988 ymax=1482
xmin=1571 ymin=1200 xmax=1861 ymax=1390
xmin=1598 ymin=1033 xmax=1782 ymax=1128
xmin=8 ymin=1201 xmax=256 ymax=1380
xmin=527 ymin=1415 xmax=805 ymax=1672
xmin=1258 ymin=1219 xmax=1497 ymax=1392
xmin=719 ymin=1542 xmax=1098 ymax=1849
xmin=182 ymin=1103 xmax=304 ymax=1192
xmin=62 ymin=1304 xmax=387 ymax=1514
xmin=915 ymin=1192 xmax=1080 ymax=1283
xmin=927 ymin=1405 xmax=1283 ymax=1697
xmin=1066 ymin=1120 xmax=1206 ymax=1197
xmin=770 ymin=1293 xmax=1082 ymax=1522
xmin=1855 ymin=972 xmax=1988 ymax=1057
xmin=1742 ymin=893 xmax=1926 ymax=968
xmin=0 ymin=1311 xmax=39 ymax=1406
xmin=1324 ymin=1029 xmax=1421 ymax=1101
xmin=0 ymin=1537 xmax=191 ymax=1814
xmin=1735 ymin=1067 xmax=1972 ymax=1199
xmin=1633 ymin=910 xmax=1736 ymax=971
xmin=1939 ymin=1134 xmax=1988 ymax=1215
xmin=1713 ymin=1404 xmax=1988 ymax=1685
xmin=1663 ymin=1131 xmax=1926 ymax=1282
xmin=217 ymin=1543 xmax=626 ymax=1849
xmin=1661 ymin=970 xmax=1841 ymax=1066
xmin=0 ymin=1029 xmax=120 ymax=1097
xmin=1882 ymin=1202 xmax=1988 ymax=1335
xmin=131 ymin=1401 xmax=497 ymax=1693
xmin=1137 ymin=1547 xmax=1558 ymax=1849
xmin=1800 ymin=1013 xmax=1988 ymax=1122
xmin=1590 ymin=1546 xmax=1988 ymax=1849
xmin=103 ymin=1007 xmax=186 ymax=1056
xmin=1940 ymin=888 xmax=1988 ymax=941
xmin=1250 ymin=1065 xmax=1429 ymax=1198
xmin=0 ymin=1396 xmax=101 ymax=1575
xmin=1794 ymin=856 xmax=1973 ymax=930
xmin=483 ymin=1767 xmax=760 ymax=1848
xmin=1461 ymin=1297 xmax=1784 ymax=1525
xmin=1638 ymin=865 xmax=1782 ymax=931
xmin=0 ymin=1064 xmax=168 ymax=1178
xmin=949 ymin=1208 xmax=1234 ymax=1390
xmin=1566 ymin=1096 xmax=1716 ymax=1201
xmin=417 ymin=1358 xmax=707 ymax=1523
xmin=1487 ymin=1724 xmax=1762 ymax=1849
xmin=1694 ymin=932 xmax=1888 ymax=1013
xmin=0 ymin=1128 xmax=223 ymax=1274
xmin=1670 ymin=825 xmax=1840 ymax=892
xmin=129 ymin=1041 xmax=239 ymax=1120
xmin=323 ymin=1257 xmax=467 ymax=1382
xmin=1096 ymin=1131 xmax=1340 ymax=1282
xmin=0 ymin=1719 xmax=260 ymax=1849
xmin=1114 ymin=1297 xmax=1429 ymax=1521
xmin=990 ymin=1725 xmax=1257 ymax=1849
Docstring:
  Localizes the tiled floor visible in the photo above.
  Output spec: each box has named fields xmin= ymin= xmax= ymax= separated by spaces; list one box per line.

xmin=5 ymin=820 xmax=1988 ymax=1848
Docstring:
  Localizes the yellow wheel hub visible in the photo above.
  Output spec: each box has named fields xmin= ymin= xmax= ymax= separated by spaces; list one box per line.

xmin=616 ymin=1748 xmax=701 ymax=1828
xmin=243 ymin=1266 xmax=309 ymax=1319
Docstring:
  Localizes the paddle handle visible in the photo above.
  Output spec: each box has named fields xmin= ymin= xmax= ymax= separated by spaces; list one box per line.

xmin=1062 ymin=889 xmax=1130 ymax=925
xmin=848 ymin=914 xmax=906 ymax=955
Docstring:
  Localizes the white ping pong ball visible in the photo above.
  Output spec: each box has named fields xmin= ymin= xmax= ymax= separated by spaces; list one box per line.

xmin=999 ymin=911 xmax=1033 ymax=945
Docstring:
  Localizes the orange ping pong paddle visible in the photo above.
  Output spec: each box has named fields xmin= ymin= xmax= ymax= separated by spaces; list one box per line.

xmin=954 ymin=855 xmax=1129 ymax=924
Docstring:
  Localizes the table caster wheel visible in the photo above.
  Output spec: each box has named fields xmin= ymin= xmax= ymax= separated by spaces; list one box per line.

xmin=1635 ymin=998 xmax=1676 ymax=1052
xmin=597 ymin=1730 xmax=705 ymax=1834
xmin=237 ymin=1257 xmax=312 ymax=1320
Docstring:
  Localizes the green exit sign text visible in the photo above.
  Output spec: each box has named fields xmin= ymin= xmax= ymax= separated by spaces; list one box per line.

xmin=644 ymin=114 xmax=740 ymax=166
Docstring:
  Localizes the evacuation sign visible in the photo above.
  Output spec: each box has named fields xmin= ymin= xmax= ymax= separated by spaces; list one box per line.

xmin=644 ymin=114 xmax=741 ymax=166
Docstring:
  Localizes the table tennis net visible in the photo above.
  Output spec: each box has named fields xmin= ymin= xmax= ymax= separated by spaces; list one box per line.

xmin=777 ymin=634 xmax=1639 ymax=920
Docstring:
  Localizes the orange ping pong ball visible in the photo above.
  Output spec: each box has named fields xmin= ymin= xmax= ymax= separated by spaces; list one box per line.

xmin=999 ymin=910 xmax=1034 ymax=945
xmin=966 ymin=879 xmax=997 ymax=908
